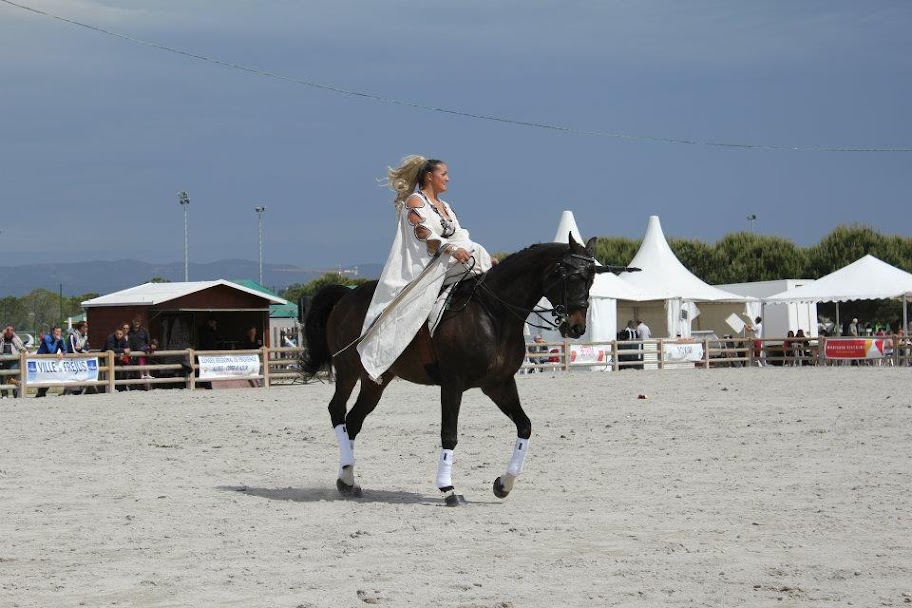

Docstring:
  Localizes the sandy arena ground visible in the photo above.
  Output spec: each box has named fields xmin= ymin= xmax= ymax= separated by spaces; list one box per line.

xmin=2 ymin=366 xmax=911 ymax=607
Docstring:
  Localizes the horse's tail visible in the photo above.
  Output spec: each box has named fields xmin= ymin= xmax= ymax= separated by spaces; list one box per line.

xmin=301 ymin=284 xmax=353 ymax=377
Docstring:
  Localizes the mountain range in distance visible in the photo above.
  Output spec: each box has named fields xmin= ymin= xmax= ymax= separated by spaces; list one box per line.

xmin=0 ymin=259 xmax=383 ymax=298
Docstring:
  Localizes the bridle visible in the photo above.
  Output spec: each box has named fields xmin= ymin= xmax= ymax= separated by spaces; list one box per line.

xmin=540 ymin=252 xmax=597 ymax=327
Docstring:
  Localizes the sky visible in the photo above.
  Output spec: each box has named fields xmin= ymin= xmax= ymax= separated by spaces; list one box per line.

xmin=1 ymin=0 xmax=910 ymax=273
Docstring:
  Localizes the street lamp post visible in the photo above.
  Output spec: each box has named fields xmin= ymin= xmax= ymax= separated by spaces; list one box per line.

xmin=179 ymin=192 xmax=190 ymax=281
xmin=746 ymin=214 xmax=757 ymax=232
xmin=255 ymin=206 xmax=266 ymax=285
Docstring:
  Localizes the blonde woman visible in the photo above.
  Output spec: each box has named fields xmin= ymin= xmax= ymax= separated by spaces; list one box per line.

xmin=357 ymin=155 xmax=494 ymax=382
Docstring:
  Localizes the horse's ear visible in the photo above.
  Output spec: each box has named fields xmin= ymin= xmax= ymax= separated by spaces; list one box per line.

xmin=584 ymin=236 xmax=597 ymax=257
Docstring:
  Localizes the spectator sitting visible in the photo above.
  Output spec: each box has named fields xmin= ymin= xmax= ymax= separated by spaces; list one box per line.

xmin=784 ymin=330 xmax=795 ymax=366
xmin=528 ymin=335 xmax=549 ymax=372
xmin=1 ymin=324 xmax=26 ymax=398
xmin=104 ymin=326 xmax=132 ymax=391
xmin=35 ymin=325 xmax=66 ymax=397
xmin=794 ymin=329 xmax=807 ymax=366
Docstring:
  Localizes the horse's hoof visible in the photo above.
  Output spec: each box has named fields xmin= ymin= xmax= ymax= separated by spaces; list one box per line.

xmin=444 ymin=492 xmax=466 ymax=507
xmin=492 ymin=476 xmax=510 ymax=499
xmin=336 ymin=477 xmax=363 ymax=498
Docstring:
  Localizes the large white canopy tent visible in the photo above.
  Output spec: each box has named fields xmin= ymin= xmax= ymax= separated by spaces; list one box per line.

xmin=618 ymin=216 xmax=754 ymax=338
xmin=765 ymin=254 xmax=912 ymax=333
xmin=530 ymin=211 xmax=651 ymax=344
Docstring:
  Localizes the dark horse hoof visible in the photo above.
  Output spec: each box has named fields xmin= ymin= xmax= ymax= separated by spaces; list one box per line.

xmin=492 ymin=476 xmax=510 ymax=499
xmin=444 ymin=492 xmax=466 ymax=507
xmin=336 ymin=478 xmax=363 ymax=498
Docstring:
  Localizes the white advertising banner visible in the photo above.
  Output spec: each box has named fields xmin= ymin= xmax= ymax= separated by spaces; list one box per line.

xmin=198 ymin=354 xmax=261 ymax=379
xmin=568 ymin=344 xmax=611 ymax=369
xmin=663 ymin=342 xmax=704 ymax=363
xmin=26 ymin=357 xmax=99 ymax=384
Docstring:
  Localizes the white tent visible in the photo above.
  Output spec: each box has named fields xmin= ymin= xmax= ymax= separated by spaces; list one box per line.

xmin=765 ymin=254 xmax=912 ymax=332
xmin=619 ymin=216 xmax=753 ymax=338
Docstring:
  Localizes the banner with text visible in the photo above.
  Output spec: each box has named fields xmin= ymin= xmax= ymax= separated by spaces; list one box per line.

xmin=26 ymin=357 xmax=99 ymax=385
xmin=824 ymin=338 xmax=892 ymax=359
xmin=198 ymin=354 xmax=262 ymax=379
xmin=569 ymin=344 xmax=610 ymax=368
xmin=663 ymin=342 xmax=705 ymax=363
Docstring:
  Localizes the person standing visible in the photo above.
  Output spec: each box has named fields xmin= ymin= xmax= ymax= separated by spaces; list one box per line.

xmin=64 ymin=321 xmax=94 ymax=395
xmin=240 ymin=325 xmax=263 ymax=350
xmin=747 ymin=316 xmax=766 ymax=367
xmin=35 ymin=325 xmax=66 ymax=397
xmin=635 ymin=319 xmax=651 ymax=340
xmin=1 ymin=325 xmax=26 ymax=398
xmin=67 ymin=321 xmax=90 ymax=354
xmin=128 ymin=316 xmax=153 ymax=379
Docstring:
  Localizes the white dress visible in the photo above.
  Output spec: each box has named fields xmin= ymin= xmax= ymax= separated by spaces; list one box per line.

xmin=357 ymin=192 xmax=493 ymax=382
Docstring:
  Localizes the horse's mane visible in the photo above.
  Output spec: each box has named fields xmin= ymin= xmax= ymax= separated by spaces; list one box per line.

xmin=484 ymin=242 xmax=568 ymax=279
xmin=447 ymin=242 xmax=567 ymax=304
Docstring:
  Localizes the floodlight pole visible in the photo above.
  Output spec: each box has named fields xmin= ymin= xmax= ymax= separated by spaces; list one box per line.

xmin=746 ymin=214 xmax=757 ymax=232
xmin=179 ymin=192 xmax=190 ymax=281
xmin=255 ymin=206 xmax=266 ymax=285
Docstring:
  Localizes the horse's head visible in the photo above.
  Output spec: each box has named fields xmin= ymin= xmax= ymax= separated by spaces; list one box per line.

xmin=543 ymin=235 xmax=599 ymax=339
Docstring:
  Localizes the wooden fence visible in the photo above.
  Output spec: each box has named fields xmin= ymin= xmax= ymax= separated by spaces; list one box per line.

xmin=2 ymin=336 xmax=909 ymax=397
xmin=518 ymin=335 xmax=912 ymax=373
xmin=0 ymin=347 xmax=303 ymax=398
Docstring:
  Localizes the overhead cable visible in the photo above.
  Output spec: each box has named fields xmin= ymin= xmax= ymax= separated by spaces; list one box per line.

xmin=3 ymin=0 xmax=911 ymax=153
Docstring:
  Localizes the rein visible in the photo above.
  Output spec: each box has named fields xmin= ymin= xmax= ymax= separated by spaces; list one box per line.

xmin=454 ymin=251 xmax=597 ymax=331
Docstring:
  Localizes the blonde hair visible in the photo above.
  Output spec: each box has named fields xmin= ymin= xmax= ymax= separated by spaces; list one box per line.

xmin=384 ymin=155 xmax=445 ymax=210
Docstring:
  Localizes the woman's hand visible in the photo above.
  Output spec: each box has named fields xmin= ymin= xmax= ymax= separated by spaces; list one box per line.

xmin=451 ymin=247 xmax=471 ymax=263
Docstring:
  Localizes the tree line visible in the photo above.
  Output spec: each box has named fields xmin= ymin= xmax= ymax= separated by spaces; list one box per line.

xmin=3 ymin=224 xmax=909 ymax=335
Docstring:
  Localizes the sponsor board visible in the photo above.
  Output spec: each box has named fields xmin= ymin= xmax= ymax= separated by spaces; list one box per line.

xmin=663 ymin=342 xmax=704 ymax=363
xmin=26 ymin=357 xmax=99 ymax=384
xmin=824 ymin=338 xmax=892 ymax=359
xmin=198 ymin=354 xmax=261 ymax=379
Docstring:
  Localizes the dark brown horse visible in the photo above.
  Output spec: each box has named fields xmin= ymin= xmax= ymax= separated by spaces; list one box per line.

xmin=302 ymin=236 xmax=616 ymax=505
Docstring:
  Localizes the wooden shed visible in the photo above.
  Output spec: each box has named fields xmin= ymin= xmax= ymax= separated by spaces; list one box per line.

xmin=81 ymin=280 xmax=288 ymax=351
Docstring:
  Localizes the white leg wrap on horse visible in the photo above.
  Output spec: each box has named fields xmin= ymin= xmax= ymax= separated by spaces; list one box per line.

xmin=506 ymin=437 xmax=529 ymax=477
xmin=436 ymin=449 xmax=455 ymax=489
xmin=334 ymin=424 xmax=355 ymax=477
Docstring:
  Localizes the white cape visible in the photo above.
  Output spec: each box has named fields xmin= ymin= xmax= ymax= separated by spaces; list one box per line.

xmin=357 ymin=197 xmax=492 ymax=382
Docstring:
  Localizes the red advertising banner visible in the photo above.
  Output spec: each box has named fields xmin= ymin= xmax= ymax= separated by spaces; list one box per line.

xmin=824 ymin=338 xmax=892 ymax=359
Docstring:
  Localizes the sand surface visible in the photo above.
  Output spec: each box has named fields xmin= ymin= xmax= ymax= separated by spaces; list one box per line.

xmin=2 ymin=367 xmax=911 ymax=607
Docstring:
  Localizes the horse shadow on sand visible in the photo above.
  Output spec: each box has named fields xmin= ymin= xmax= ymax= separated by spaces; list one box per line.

xmin=218 ymin=485 xmax=435 ymax=505
xmin=217 ymin=485 xmax=502 ymax=506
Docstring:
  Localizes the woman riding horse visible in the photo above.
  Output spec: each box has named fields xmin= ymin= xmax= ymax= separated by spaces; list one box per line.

xmin=303 ymin=156 xmax=609 ymax=505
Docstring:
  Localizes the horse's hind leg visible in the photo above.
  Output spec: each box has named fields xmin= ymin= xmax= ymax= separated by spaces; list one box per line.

xmin=481 ymin=379 xmax=531 ymax=499
xmin=327 ymin=362 xmax=361 ymax=497
xmin=334 ymin=372 xmax=389 ymax=497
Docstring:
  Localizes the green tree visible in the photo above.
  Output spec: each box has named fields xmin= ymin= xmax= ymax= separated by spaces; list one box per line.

xmin=593 ymin=237 xmax=640 ymax=267
xmin=280 ymin=273 xmax=369 ymax=300
xmin=805 ymin=224 xmax=884 ymax=277
xmin=709 ymin=232 xmax=808 ymax=284
xmin=668 ymin=238 xmax=716 ymax=282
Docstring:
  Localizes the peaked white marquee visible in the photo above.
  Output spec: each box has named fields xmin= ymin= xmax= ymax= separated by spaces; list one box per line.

xmin=620 ymin=216 xmax=750 ymax=302
xmin=765 ymin=254 xmax=912 ymax=303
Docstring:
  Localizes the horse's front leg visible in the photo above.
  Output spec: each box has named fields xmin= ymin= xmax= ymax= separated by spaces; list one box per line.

xmin=437 ymin=383 xmax=465 ymax=506
xmin=482 ymin=379 xmax=531 ymax=499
